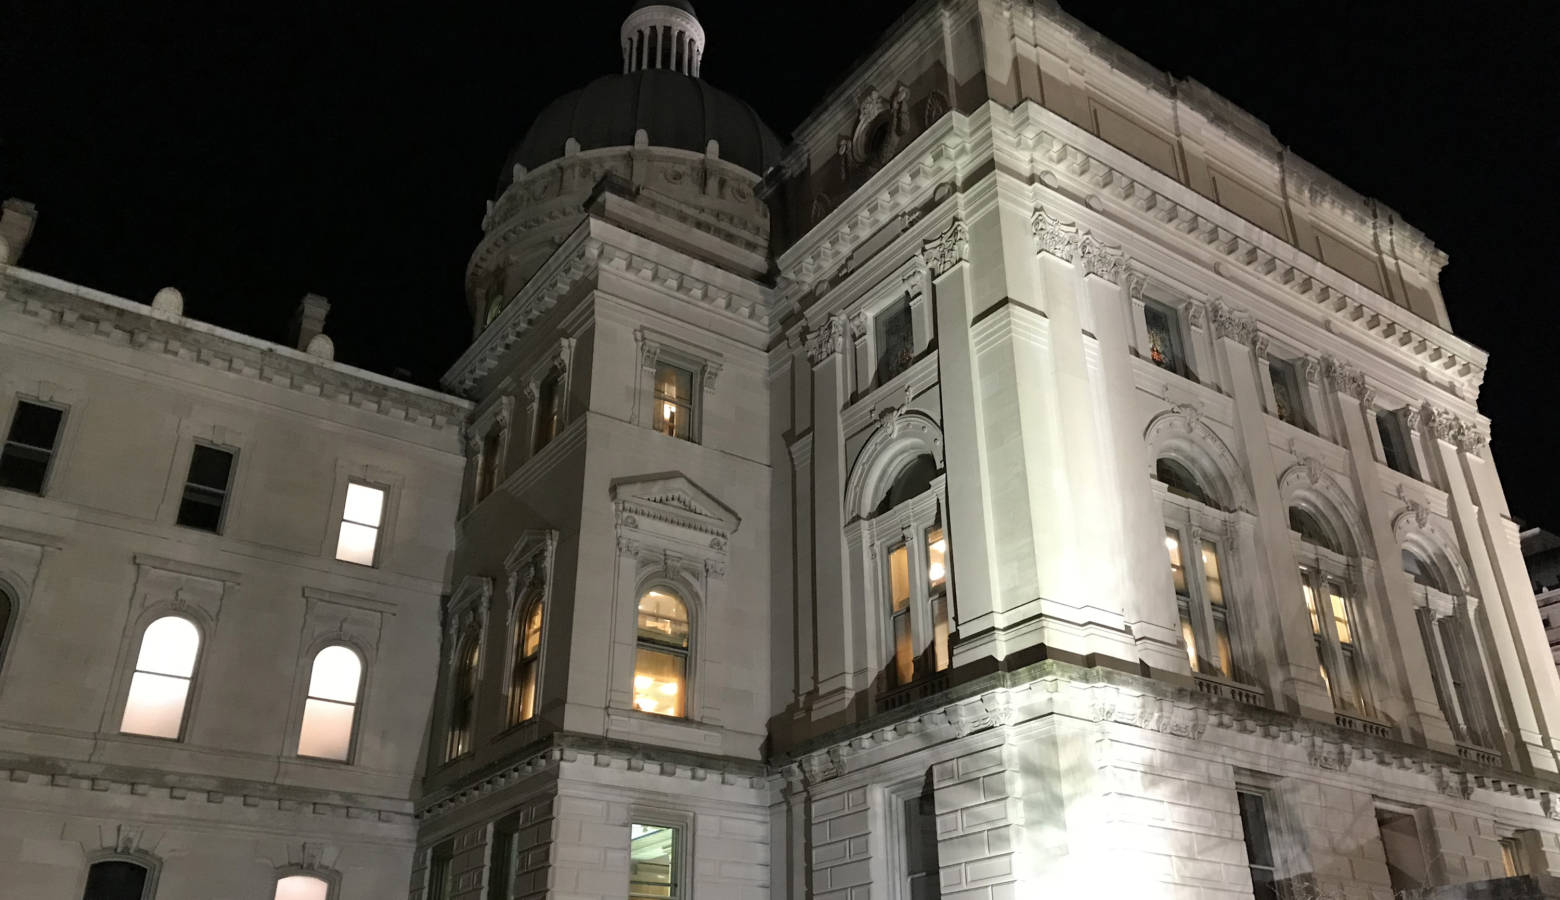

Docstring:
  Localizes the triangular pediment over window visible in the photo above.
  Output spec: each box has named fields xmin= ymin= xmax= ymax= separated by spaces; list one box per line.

xmin=610 ymin=473 xmax=740 ymax=539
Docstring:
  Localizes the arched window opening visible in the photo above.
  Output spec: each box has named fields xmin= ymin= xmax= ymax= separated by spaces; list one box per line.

xmin=1289 ymin=506 xmax=1340 ymax=554
xmin=509 ymin=594 xmax=544 ymax=725
xmin=445 ymin=631 xmax=480 ymax=760
xmin=0 ymin=585 xmax=13 ymax=669
xmin=120 ymin=616 xmax=200 ymax=739
xmin=874 ymin=454 xmax=937 ymax=517
xmin=633 ymin=589 xmax=689 ymax=718
xmin=1156 ymin=458 xmax=1216 ymax=509
xmin=83 ymin=860 xmax=151 ymax=900
xmin=1401 ymin=549 xmax=1446 ymax=592
xmin=297 ymin=645 xmax=363 ymax=761
xmin=274 ymin=875 xmax=330 ymax=900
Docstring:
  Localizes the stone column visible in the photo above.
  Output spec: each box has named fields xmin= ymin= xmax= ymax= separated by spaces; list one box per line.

xmin=808 ymin=316 xmax=857 ymax=718
xmin=1325 ymin=360 xmax=1454 ymax=749
xmin=1210 ymin=309 xmax=1331 ymax=719
xmin=1451 ymin=416 xmax=1560 ymax=772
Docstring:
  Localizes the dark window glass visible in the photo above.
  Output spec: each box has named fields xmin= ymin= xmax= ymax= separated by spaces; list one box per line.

xmin=489 ymin=815 xmax=520 ymax=900
xmin=83 ymin=860 xmax=149 ymax=900
xmin=653 ymin=362 xmax=695 ymax=441
xmin=428 ymin=841 xmax=455 ymax=900
xmin=1237 ymin=791 xmax=1278 ymax=900
xmin=176 ymin=445 xmax=234 ymax=532
xmin=1156 ymin=458 xmax=1216 ymax=508
xmin=534 ymin=371 xmax=563 ymax=452
xmin=1376 ymin=808 xmax=1429 ymax=892
xmin=904 ymin=781 xmax=941 ymax=900
xmin=1144 ymin=301 xmax=1186 ymax=376
xmin=1268 ymin=359 xmax=1307 ymax=429
xmin=875 ymin=454 xmax=938 ymax=516
xmin=446 ymin=632 xmax=480 ymax=760
xmin=1376 ymin=411 xmax=1416 ymax=476
xmin=1289 ymin=507 xmax=1340 ymax=554
xmin=0 ymin=401 xmax=63 ymax=494
xmin=0 ymin=588 xmax=11 ymax=668
xmin=477 ymin=425 xmax=503 ymax=501
xmin=875 ymin=298 xmax=915 ymax=383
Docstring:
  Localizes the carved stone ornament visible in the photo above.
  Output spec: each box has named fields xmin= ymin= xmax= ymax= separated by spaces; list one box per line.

xmin=1078 ymin=232 xmax=1126 ymax=284
xmin=1304 ymin=357 xmax=1322 ymax=384
xmin=949 ymin=694 xmax=1015 ymax=738
xmin=1423 ymin=405 xmax=1485 ymax=452
xmin=1322 ymin=356 xmax=1371 ymax=401
xmin=702 ymin=361 xmax=722 ymax=394
xmin=921 ymin=218 xmax=969 ymax=277
xmin=847 ymin=311 xmax=869 ymax=341
xmin=1307 ymin=737 xmax=1352 ymax=772
xmin=805 ymin=315 xmax=848 ymax=365
xmin=1031 ymin=207 xmax=1081 ymax=262
xmin=1210 ymin=299 xmax=1258 ymax=345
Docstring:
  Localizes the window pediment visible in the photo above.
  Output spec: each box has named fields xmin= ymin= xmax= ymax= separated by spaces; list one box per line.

xmin=611 ymin=474 xmax=740 ymax=542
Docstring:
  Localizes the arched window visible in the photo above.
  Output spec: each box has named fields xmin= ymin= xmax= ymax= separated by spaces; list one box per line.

xmin=445 ymin=631 xmax=480 ymax=760
xmin=866 ymin=453 xmax=952 ymax=693
xmin=274 ymin=874 xmax=331 ymax=900
xmin=120 ymin=615 xmax=200 ymax=739
xmin=1289 ymin=504 xmax=1370 ymax=717
xmin=0 ymin=584 xmax=13 ymax=669
xmin=874 ymin=454 xmax=938 ymax=516
xmin=634 ymin=589 xmax=689 ymax=718
xmin=1401 ymin=549 xmax=1445 ymax=592
xmin=83 ymin=859 xmax=151 ymax=900
xmin=1156 ymin=457 xmax=1217 ymax=509
xmin=508 ymin=592 xmax=543 ymax=725
xmin=297 ymin=645 xmax=363 ymax=761
xmin=1156 ymin=457 xmax=1245 ymax=685
xmin=1401 ymin=546 xmax=1497 ymax=749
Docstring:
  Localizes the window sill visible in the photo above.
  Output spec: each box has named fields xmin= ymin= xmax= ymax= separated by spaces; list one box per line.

xmin=1456 ymin=742 xmax=1502 ymax=768
xmin=876 ymin=671 xmax=952 ymax=713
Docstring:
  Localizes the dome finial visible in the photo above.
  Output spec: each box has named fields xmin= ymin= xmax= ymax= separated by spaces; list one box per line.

xmin=621 ymin=2 xmax=704 ymax=77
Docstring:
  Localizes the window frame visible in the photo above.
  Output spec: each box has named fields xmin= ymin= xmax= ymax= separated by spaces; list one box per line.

xmin=872 ymin=294 xmax=917 ymax=386
xmin=293 ymin=642 xmax=368 ymax=764
xmin=116 ymin=612 xmax=205 ymax=742
xmin=1401 ymin=546 xmax=1500 ymax=751
xmin=444 ymin=624 xmax=482 ymax=761
xmin=863 ymin=464 xmax=953 ymax=699
xmin=333 ymin=479 xmax=389 ymax=568
xmin=1374 ymin=407 xmax=1418 ymax=478
xmin=0 ymin=579 xmax=17 ymax=682
xmin=1156 ymin=463 xmax=1254 ymax=690
xmin=426 ymin=839 xmax=456 ymax=900
xmin=272 ymin=867 xmax=339 ymax=900
xmin=628 ymin=808 xmax=694 ymax=900
xmin=174 ymin=441 xmax=238 ymax=534
xmin=636 ymin=330 xmax=719 ymax=446
xmin=632 ymin=584 xmax=693 ymax=719
xmin=1140 ymin=296 xmax=1192 ymax=379
xmin=79 ymin=852 xmax=161 ymax=900
xmin=0 ymin=396 xmax=66 ymax=496
xmin=1263 ymin=354 xmax=1312 ymax=431
xmin=884 ymin=775 xmax=941 ymax=900
xmin=1291 ymin=530 xmax=1374 ymax=719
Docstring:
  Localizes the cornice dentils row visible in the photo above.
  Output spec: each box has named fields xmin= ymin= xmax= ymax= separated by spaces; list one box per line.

xmin=1029 ymin=130 xmax=1484 ymax=393
xmin=1031 ymin=207 xmax=1126 ymax=284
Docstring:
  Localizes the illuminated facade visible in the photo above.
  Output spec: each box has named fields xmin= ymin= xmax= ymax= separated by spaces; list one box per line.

xmin=5 ymin=1 xmax=1560 ymax=898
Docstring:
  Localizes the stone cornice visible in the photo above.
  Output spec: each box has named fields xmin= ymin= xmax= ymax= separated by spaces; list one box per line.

xmin=1011 ymin=104 xmax=1486 ymax=398
xmin=0 ymin=267 xmax=470 ymax=431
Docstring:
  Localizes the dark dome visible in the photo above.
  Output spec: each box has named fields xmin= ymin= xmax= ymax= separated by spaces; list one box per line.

xmin=507 ymin=69 xmax=782 ymax=183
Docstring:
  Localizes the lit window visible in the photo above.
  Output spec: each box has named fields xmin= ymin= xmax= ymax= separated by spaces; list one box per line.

xmin=176 ymin=444 xmax=235 ymax=532
xmin=1501 ymin=835 xmax=1528 ymax=877
xmin=533 ymin=370 xmax=564 ymax=452
xmin=652 ymin=363 xmax=695 ymax=441
xmin=926 ymin=527 xmax=950 ymax=674
xmin=120 ymin=615 xmax=200 ymax=739
xmin=0 ymin=400 xmax=64 ymax=495
xmin=335 ymin=483 xmax=385 ymax=566
xmin=297 ymin=646 xmax=363 ymax=761
xmin=509 ymin=592 xmax=543 ymax=725
xmin=888 ymin=543 xmax=913 ymax=686
xmin=629 ymin=824 xmax=681 ymax=900
xmin=633 ymin=590 xmax=689 ymax=718
xmin=875 ymin=297 xmax=915 ymax=383
xmin=445 ymin=632 xmax=480 ymax=760
xmin=1143 ymin=300 xmax=1187 ymax=376
xmin=1236 ymin=789 xmax=1279 ymax=900
xmin=274 ymin=875 xmax=330 ymax=900
xmin=83 ymin=860 xmax=151 ymax=900
xmin=1162 ymin=461 xmax=1242 ymax=685
xmin=1268 ymin=358 xmax=1308 ymax=429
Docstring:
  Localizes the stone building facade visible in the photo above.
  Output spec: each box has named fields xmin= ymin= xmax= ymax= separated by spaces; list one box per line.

xmin=6 ymin=1 xmax=1560 ymax=899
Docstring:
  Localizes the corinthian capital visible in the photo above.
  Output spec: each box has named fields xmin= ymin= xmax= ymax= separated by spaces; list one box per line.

xmin=1210 ymin=299 xmax=1258 ymax=345
xmin=1322 ymin=356 xmax=1371 ymax=401
xmin=1031 ymin=207 xmax=1081 ymax=262
xmin=805 ymin=315 xmax=848 ymax=366
xmin=922 ymin=218 xmax=969 ymax=277
xmin=1079 ymin=233 xmax=1126 ymax=284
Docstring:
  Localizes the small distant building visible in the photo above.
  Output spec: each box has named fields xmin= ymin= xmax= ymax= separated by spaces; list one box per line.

xmin=1521 ymin=527 xmax=1560 ymax=669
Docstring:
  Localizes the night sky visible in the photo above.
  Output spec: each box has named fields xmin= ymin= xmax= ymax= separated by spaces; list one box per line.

xmin=3 ymin=2 xmax=1558 ymax=522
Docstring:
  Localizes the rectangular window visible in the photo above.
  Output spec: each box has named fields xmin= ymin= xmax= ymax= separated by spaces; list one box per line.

xmin=1500 ymin=835 xmax=1528 ymax=877
xmin=1376 ymin=410 xmax=1416 ymax=477
xmin=888 ymin=543 xmax=913 ymax=685
xmin=335 ymin=483 xmax=386 ymax=566
xmin=1236 ymin=789 xmax=1279 ymax=900
xmin=629 ymin=823 xmax=680 ymax=900
xmin=176 ymin=444 xmax=235 ymax=532
xmin=1268 ymin=358 xmax=1307 ymax=429
xmin=926 ymin=527 xmax=949 ymax=673
xmin=653 ymin=362 xmax=695 ymax=442
xmin=489 ymin=814 xmax=520 ymax=900
xmin=1376 ymin=807 xmax=1429 ymax=893
xmin=1143 ymin=300 xmax=1187 ymax=376
xmin=476 ymin=425 xmax=503 ymax=501
xmin=534 ymin=371 xmax=563 ymax=452
xmin=0 ymin=400 xmax=63 ymax=495
xmin=875 ymin=297 xmax=915 ymax=383
xmin=903 ymin=785 xmax=941 ymax=900
xmin=427 ymin=840 xmax=455 ymax=900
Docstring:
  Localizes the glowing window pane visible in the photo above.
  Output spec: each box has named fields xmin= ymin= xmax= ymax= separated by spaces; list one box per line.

xmin=1302 ymin=582 xmax=1321 ymax=635
xmin=275 ymin=874 xmax=330 ymax=900
xmin=630 ymin=824 xmax=680 ymax=899
xmin=930 ymin=594 xmax=950 ymax=673
xmin=1178 ymin=601 xmax=1199 ymax=673
xmin=926 ymin=528 xmax=947 ymax=588
xmin=298 ymin=698 xmax=355 ymax=760
xmin=121 ymin=671 xmax=191 ymax=738
xmin=1330 ymin=590 xmax=1353 ymax=645
xmin=135 ymin=616 xmax=200 ymax=677
xmin=637 ymin=591 xmax=689 ymax=649
xmin=633 ymin=646 xmax=686 ymax=717
xmin=342 ymin=484 xmax=384 ymax=528
xmin=308 ymin=646 xmax=362 ymax=703
xmin=888 ymin=544 xmax=911 ymax=613
xmin=335 ymin=522 xmax=379 ymax=566
xmin=1201 ymin=541 xmax=1224 ymax=607
xmin=1165 ymin=530 xmax=1187 ymax=596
